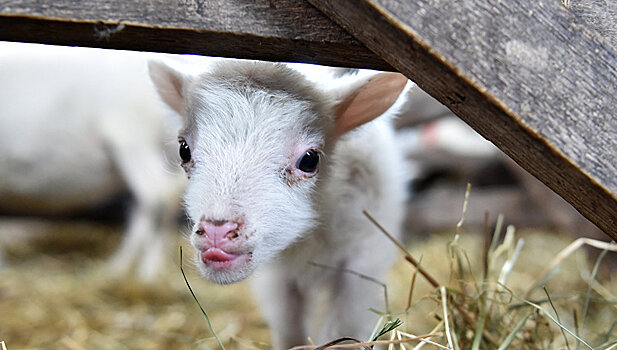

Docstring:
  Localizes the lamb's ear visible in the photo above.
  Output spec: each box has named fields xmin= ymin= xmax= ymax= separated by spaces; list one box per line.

xmin=148 ymin=60 xmax=187 ymax=116
xmin=333 ymin=72 xmax=408 ymax=137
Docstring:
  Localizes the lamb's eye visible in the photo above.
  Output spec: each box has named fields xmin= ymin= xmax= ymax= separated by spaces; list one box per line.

xmin=296 ymin=150 xmax=319 ymax=173
xmin=179 ymin=140 xmax=191 ymax=163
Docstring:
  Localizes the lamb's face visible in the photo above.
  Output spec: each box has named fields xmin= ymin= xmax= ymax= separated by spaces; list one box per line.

xmin=150 ymin=60 xmax=408 ymax=284
xmin=180 ymin=68 xmax=332 ymax=284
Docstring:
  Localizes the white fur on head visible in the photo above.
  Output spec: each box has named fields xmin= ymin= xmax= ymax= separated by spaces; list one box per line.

xmin=149 ymin=59 xmax=407 ymax=285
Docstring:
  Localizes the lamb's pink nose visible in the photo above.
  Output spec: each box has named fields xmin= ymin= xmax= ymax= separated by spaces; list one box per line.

xmin=197 ymin=220 xmax=239 ymax=246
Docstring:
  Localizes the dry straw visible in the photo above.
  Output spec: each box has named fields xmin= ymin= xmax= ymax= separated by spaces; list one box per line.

xmin=351 ymin=184 xmax=615 ymax=350
xmin=1 ymin=183 xmax=615 ymax=349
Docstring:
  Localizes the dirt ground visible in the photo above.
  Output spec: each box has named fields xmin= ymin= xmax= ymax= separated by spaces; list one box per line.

xmin=0 ymin=217 xmax=615 ymax=349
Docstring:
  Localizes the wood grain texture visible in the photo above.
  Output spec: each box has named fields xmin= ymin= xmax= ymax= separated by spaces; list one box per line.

xmin=568 ymin=0 xmax=617 ymax=47
xmin=309 ymin=0 xmax=617 ymax=240
xmin=0 ymin=0 xmax=392 ymax=70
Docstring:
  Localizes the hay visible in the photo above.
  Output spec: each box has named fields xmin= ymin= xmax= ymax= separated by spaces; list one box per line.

xmin=1 ymin=191 xmax=616 ymax=349
xmin=363 ymin=187 xmax=617 ymax=350
xmin=0 ymin=219 xmax=269 ymax=350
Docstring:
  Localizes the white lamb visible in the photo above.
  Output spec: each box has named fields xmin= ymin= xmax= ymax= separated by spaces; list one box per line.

xmin=0 ymin=42 xmax=185 ymax=280
xmin=149 ymin=60 xmax=409 ymax=347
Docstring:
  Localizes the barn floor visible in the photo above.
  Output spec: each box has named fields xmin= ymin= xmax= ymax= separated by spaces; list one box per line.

xmin=0 ymin=218 xmax=615 ymax=349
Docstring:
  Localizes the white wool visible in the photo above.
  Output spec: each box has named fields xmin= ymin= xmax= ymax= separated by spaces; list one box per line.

xmin=150 ymin=59 xmax=408 ymax=348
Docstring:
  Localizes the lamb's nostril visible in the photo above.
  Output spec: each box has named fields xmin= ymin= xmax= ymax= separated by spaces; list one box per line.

xmin=198 ymin=219 xmax=242 ymax=244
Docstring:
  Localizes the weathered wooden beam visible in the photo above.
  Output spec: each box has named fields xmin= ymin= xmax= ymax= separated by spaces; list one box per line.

xmin=309 ymin=0 xmax=617 ymax=240
xmin=568 ymin=0 xmax=617 ymax=46
xmin=0 ymin=0 xmax=392 ymax=70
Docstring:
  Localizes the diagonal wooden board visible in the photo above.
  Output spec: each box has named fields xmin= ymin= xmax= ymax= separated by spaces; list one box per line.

xmin=0 ymin=0 xmax=391 ymax=70
xmin=309 ymin=0 xmax=617 ymax=240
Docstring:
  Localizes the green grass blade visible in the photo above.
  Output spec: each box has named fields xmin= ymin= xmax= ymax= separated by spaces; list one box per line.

xmin=600 ymin=319 xmax=617 ymax=347
xmin=497 ymin=311 xmax=532 ymax=350
xmin=368 ymin=316 xmax=385 ymax=342
xmin=471 ymin=287 xmax=488 ymax=350
xmin=544 ymin=287 xmax=570 ymax=350
xmin=603 ymin=342 xmax=617 ymax=350
xmin=372 ymin=318 xmax=404 ymax=341
xmin=179 ymin=247 xmax=226 ymax=350
xmin=580 ymin=247 xmax=609 ymax=347
xmin=514 ymin=295 xmax=593 ymax=350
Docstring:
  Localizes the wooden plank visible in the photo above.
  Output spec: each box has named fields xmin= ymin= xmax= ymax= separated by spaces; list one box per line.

xmin=567 ymin=0 xmax=617 ymax=46
xmin=309 ymin=0 xmax=617 ymax=240
xmin=0 ymin=0 xmax=392 ymax=70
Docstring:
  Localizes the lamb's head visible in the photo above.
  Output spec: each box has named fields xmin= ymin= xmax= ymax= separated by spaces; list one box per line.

xmin=149 ymin=60 xmax=407 ymax=284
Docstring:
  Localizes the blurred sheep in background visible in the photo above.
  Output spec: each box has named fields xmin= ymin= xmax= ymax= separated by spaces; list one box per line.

xmin=0 ymin=42 xmax=192 ymax=281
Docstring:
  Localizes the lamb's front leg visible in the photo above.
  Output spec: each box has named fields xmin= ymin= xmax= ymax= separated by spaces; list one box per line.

xmin=251 ymin=264 xmax=308 ymax=349
xmin=315 ymin=262 xmax=388 ymax=346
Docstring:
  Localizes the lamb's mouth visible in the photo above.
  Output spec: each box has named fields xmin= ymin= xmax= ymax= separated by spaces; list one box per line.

xmin=200 ymin=248 xmax=251 ymax=270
